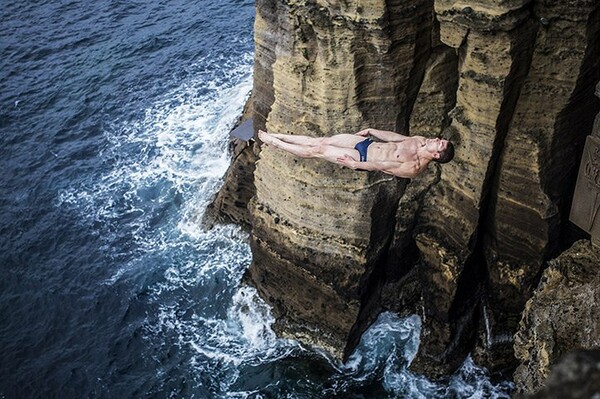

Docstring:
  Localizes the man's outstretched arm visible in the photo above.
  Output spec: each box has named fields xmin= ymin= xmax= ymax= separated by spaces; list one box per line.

xmin=337 ymin=155 xmax=419 ymax=178
xmin=355 ymin=128 xmax=409 ymax=142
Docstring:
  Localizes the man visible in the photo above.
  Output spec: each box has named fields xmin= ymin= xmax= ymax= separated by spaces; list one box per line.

xmin=258 ymin=128 xmax=454 ymax=178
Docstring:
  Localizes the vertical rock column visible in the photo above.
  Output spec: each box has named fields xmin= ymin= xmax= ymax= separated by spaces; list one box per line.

xmin=247 ymin=0 xmax=433 ymax=358
xmin=478 ymin=0 xmax=600 ymax=371
xmin=512 ymin=84 xmax=600 ymax=398
xmin=409 ymin=24 xmax=458 ymax=139
xmin=379 ymin=20 xmax=459 ymax=336
xmin=406 ymin=1 xmax=538 ymax=376
xmin=388 ymin=21 xmax=459 ymax=271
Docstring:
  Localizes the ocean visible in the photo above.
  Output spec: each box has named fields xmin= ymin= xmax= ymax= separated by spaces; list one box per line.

xmin=0 ymin=1 xmax=513 ymax=397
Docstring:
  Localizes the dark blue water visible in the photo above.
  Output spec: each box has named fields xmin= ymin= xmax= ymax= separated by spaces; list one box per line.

xmin=0 ymin=1 xmax=513 ymax=398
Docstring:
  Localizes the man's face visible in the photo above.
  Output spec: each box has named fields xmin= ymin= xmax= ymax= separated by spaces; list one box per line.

xmin=425 ymin=137 xmax=449 ymax=158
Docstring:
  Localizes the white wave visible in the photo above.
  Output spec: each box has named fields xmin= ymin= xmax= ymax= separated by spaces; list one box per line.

xmin=182 ymin=286 xmax=296 ymax=366
xmin=227 ymin=286 xmax=300 ymax=359
xmin=57 ymin=51 xmax=252 ymax=233
xmin=329 ymin=313 xmax=431 ymax=396
xmin=330 ymin=313 xmax=513 ymax=398
xmin=448 ymin=356 xmax=514 ymax=399
xmin=343 ymin=313 xmax=421 ymax=378
xmin=56 ymin=48 xmax=254 ymax=291
xmin=148 ymin=285 xmax=299 ymax=395
xmin=55 ymin=47 xmax=294 ymax=395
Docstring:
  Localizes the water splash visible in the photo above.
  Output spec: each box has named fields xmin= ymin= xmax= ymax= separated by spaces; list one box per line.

xmin=321 ymin=313 xmax=513 ymax=398
xmin=57 ymin=51 xmax=253 ymax=285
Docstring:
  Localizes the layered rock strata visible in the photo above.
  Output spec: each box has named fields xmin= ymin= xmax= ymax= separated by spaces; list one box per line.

xmin=209 ymin=0 xmax=600 ymax=379
xmin=385 ymin=0 xmax=542 ymax=376
xmin=246 ymin=0 xmax=434 ymax=357
xmin=478 ymin=0 xmax=600 ymax=372
xmin=382 ymin=0 xmax=600 ymax=376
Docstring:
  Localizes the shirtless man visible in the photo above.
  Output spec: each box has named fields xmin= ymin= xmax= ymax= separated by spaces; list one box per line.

xmin=258 ymin=128 xmax=454 ymax=178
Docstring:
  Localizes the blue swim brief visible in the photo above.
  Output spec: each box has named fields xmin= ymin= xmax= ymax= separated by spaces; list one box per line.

xmin=354 ymin=138 xmax=373 ymax=161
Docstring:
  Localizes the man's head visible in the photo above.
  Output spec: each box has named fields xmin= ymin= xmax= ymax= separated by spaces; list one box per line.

xmin=425 ymin=138 xmax=454 ymax=164
xmin=436 ymin=140 xmax=454 ymax=163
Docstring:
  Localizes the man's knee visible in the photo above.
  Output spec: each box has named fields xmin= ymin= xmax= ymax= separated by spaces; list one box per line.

xmin=301 ymin=138 xmax=323 ymax=155
xmin=310 ymin=144 xmax=323 ymax=157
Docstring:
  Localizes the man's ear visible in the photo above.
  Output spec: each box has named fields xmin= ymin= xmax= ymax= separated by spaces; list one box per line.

xmin=433 ymin=152 xmax=440 ymax=159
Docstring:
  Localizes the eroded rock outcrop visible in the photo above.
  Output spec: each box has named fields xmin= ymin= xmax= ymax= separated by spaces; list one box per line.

xmin=209 ymin=0 xmax=600 ymax=380
xmin=513 ymin=240 xmax=600 ymax=394
xmin=203 ymin=96 xmax=257 ymax=229
xmin=478 ymin=0 xmax=600 ymax=372
xmin=517 ymin=350 xmax=600 ymax=399
xmin=380 ymin=0 xmax=600 ymax=377
xmin=402 ymin=1 xmax=540 ymax=375
xmin=203 ymin=138 xmax=257 ymax=229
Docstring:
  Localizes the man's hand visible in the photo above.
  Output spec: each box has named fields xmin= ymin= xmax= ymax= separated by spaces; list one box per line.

xmin=337 ymin=154 xmax=358 ymax=169
xmin=355 ymin=128 xmax=409 ymax=142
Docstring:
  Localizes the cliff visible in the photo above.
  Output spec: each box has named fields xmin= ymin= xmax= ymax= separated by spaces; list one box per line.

xmin=207 ymin=0 xmax=600 ymax=387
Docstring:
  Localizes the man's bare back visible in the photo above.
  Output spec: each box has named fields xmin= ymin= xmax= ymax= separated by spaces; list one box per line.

xmin=258 ymin=128 xmax=454 ymax=178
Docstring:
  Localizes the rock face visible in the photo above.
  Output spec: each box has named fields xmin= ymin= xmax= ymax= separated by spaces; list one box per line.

xmin=203 ymin=137 xmax=258 ymax=229
xmin=203 ymin=96 xmax=257 ymax=229
xmin=513 ymin=240 xmax=600 ymax=394
xmin=247 ymin=0 xmax=434 ymax=358
xmin=380 ymin=0 xmax=600 ymax=377
xmin=210 ymin=0 xmax=600 ymax=379
xmin=479 ymin=0 xmax=600 ymax=372
xmin=515 ymin=349 xmax=600 ymax=399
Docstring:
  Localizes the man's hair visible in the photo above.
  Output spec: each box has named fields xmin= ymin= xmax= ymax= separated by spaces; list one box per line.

xmin=435 ymin=141 xmax=455 ymax=164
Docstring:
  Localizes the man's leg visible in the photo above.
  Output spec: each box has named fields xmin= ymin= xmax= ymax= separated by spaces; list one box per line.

xmin=322 ymin=134 xmax=366 ymax=148
xmin=259 ymin=131 xmax=359 ymax=163
xmin=270 ymin=133 xmax=321 ymax=146
xmin=258 ymin=131 xmax=316 ymax=158
xmin=268 ymin=132 xmax=365 ymax=148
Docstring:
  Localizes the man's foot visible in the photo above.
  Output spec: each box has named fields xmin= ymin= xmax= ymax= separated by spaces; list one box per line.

xmin=258 ymin=130 xmax=277 ymax=147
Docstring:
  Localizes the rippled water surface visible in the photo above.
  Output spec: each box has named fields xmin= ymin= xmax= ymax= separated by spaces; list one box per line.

xmin=0 ymin=1 xmax=513 ymax=397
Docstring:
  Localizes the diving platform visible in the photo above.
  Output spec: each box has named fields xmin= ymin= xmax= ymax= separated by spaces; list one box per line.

xmin=230 ymin=118 xmax=254 ymax=142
